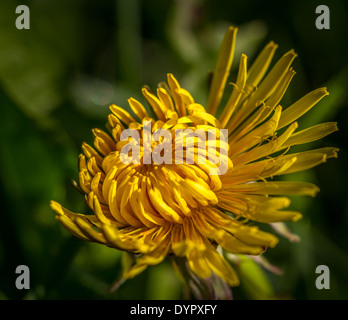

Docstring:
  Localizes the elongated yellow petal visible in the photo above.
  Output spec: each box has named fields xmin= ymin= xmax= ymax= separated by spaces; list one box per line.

xmin=207 ymin=26 xmax=238 ymax=116
xmin=217 ymin=192 xmax=302 ymax=223
xmin=217 ymin=229 xmax=265 ymax=255
xmin=187 ymin=249 xmax=212 ymax=279
xmin=177 ymin=88 xmax=195 ymax=107
xmin=108 ymin=180 xmax=128 ymax=225
xmin=224 ymin=155 xmax=297 ymax=184
xmin=282 ymin=122 xmax=338 ymax=148
xmin=171 ymin=225 xmax=187 ymax=257
xmin=92 ymin=128 xmax=115 ymax=150
xmin=204 ymin=241 xmax=240 ymax=286
xmin=50 ymin=200 xmax=85 ymax=218
xmin=139 ymin=177 xmax=168 ymax=225
xmin=73 ymin=216 xmax=107 ymax=244
xmin=200 ymin=207 xmax=279 ymax=247
xmin=101 ymin=224 xmax=138 ymax=252
xmin=81 ymin=142 xmax=103 ymax=166
xmin=93 ymin=195 xmax=112 ymax=225
xmin=110 ymin=104 xmax=137 ymax=125
xmin=232 ymin=122 xmax=298 ymax=166
xmin=142 ymin=87 xmax=167 ymax=120
xmin=108 ymin=114 xmax=125 ymax=132
xmin=250 ymin=50 xmax=297 ymax=105
xmin=278 ymin=88 xmax=329 ymax=129
xmin=224 ymin=181 xmax=320 ymax=197
xmin=280 ymin=147 xmax=338 ymax=175
xmin=266 ymin=68 xmax=296 ymax=109
xmin=56 ymin=215 xmax=90 ymax=241
xmin=229 ymin=105 xmax=282 ymax=157
xmin=167 ymin=73 xmax=186 ymax=117
xmin=124 ymin=237 xmax=170 ymax=278
xmin=178 ymin=110 xmax=222 ymax=129
xmin=78 ymin=170 xmax=91 ymax=194
xmin=220 ymin=54 xmax=247 ymax=128
xmin=94 ymin=136 xmax=113 ymax=156
xmin=157 ymin=87 xmax=175 ymax=112
xmin=230 ymin=50 xmax=297 ymax=132
xmin=128 ymin=97 xmax=149 ymax=121
xmin=246 ymin=41 xmax=278 ymax=89
xmin=146 ymin=176 xmax=183 ymax=224
xmin=86 ymin=156 xmax=102 ymax=178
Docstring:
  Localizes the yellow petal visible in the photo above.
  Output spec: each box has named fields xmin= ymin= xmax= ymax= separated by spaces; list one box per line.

xmin=282 ymin=122 xmax=338 ymax=148
xmin=157 ymin=87 xmax=175 ymax=112
xmin=108 ymin=180 xmax=128 ymax=225
xmin=229 ymin=105 xmax=282 ymax=157
xmin=93 ymin=195 xmax=112 ymax=225
xmin=250 ymin=50 xmax=297 ymax=106
xmin=220 ymin=53 xmax=247 ymax=128
xmin=202 ymin=207 xmax=279 ymax=247
xmin=90 ymin=172 xmax=105 ymax=204
xmin=81 ymin=142 xmax=103 ymax=166
xmin=124 ymin=238 xmax=170 ymax=278
xmin=92 ymin=128 xmax=115 ymax=151
xmin=178 ymin=110 xmax=222 ymax=129
xmin=246 ymin=41 xmax=278 ymax=89
xmin=167 ymin=73 xmax=186 ymax=117
xmin=224 ymin=181 xmax=320 ymax=197
xmin=217 ymin=192 xmax=302 ymax=223
xmin=108 ymin=114 xmax=125 ymax=134
xmin=207 ymin=26 xmax=238 ymax=116
xmin=266 ymin=68 xmax=296 ymax=109
xmin=187 ymin=249 xmax=212 ymax=279
xmin=224 ymin=155 xmax=297 ymax=184
xmin=78 ymin=169 xmax=91 ymax=194
xmin=55 ymin=215 xmax=90 ymax=241
xmin=204 ymin=241 xmax=240 ymax=286
xmin=280 ymin=147 xmax=338 ymax=175
xmin=73 ymin=216 xmax=107 ymax=244
xmin=128 ymin=97 xmax=149 ymax=121
xmin=232 ymin=121 xmax=298 ymax=165
xmin=278 ymin=87 xmax=329 ymax=129
xmin=177 ymin=88 xmax=195 ymax=107
xmin=101 ymin=224 xmax=138 ymax=251
xmin=231 ymin=50 xmax=297 ymax=131
xmin=146 ymin=176 xmax=183 ymax=224
xmin=142 ymin=87 xmax=166 ymax=120
xmin=109 ymin=104 xmax=137 ymax=125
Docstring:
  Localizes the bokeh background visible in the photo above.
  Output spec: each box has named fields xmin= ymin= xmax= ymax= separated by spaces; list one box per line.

xmin=0 ymin=0 xmax=347 ymax=300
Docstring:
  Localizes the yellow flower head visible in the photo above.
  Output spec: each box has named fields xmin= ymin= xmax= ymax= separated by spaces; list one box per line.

xmin=50 ymin=26 xmax=338 ymax=287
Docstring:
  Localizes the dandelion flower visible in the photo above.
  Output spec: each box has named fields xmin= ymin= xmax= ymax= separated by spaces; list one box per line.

xmin=50 ymin=26 xmax=338 ymax=289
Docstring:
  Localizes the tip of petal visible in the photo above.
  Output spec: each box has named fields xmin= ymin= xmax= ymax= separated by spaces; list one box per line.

xmin=292 ymin=213 xmax=303 ymax=222
xmin=227 ymin=25 xmax=238 ymax=33
xmin=50 ymin=200 xmax=63 ymax=215
xmin=269 ymin=236 xmax=279 ymax=248
xmin=310 ymin=186 xmax=320 ymax=197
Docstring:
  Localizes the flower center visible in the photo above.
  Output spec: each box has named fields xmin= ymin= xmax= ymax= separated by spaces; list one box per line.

xmin=100 ymin=117 xmax=228 ymax=227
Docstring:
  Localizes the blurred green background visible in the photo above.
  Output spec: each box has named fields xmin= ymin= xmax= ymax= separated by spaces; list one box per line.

xmin=0 ymin=0 xmax=347 ymax=300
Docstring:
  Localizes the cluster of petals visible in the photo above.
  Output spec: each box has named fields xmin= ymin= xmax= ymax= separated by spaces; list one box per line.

xmin=51 ymin=26 xmax=338 ymax=286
